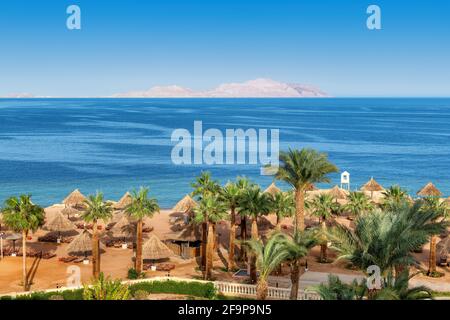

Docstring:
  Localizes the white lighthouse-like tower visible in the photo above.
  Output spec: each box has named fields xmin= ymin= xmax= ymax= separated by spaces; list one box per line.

xmin=341 ymin=171 xmax=350 ymax=190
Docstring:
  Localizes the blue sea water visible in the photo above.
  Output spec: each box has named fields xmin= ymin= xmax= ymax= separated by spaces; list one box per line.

xmin=0 ymin=98 xmax=449 ymax=208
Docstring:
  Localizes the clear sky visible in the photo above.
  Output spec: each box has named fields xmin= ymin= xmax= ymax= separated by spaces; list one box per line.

xmin=0 ymin=0 xmax=449 ymax=97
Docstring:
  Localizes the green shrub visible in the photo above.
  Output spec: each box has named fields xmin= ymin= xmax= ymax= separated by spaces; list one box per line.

xmin=128 ymin=268 xmax=146 ymax=280
xmin=133 ymin=290 xmax=149 ymax=300
xmin=83 ymin=273 xmax=130 ymax=300
xmin=129 ymin=280 xmax=216 ymax=299
xmin=0 ymin=296 xmax=12 ymax=300
xmin=49 ymin=295 xmax=64 ymax=300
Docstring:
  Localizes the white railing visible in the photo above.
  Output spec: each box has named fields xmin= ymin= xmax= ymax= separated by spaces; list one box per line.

xmin=0 ymin=276 xmax=321 ymax=300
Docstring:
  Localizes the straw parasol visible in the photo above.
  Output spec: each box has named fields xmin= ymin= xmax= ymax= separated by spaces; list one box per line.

xmin=417 ymin=182 xmax=442 ymax=197
xmin=63 ymin=189 xmax=87 ymax=208
xmin=361 ymin=177 xmax=384 ymax=199
xmin=142 ymin=234 xmax=174 ymax=260
xmin=328 ymin=185 xmax=348 ymax=202
xmin=166 ymin=222 xmax=202 ymax=242
xmin=264 ymin=182 xmax=282 ymax=196
xmin=114 ymin=192 xmax=132 ymax=210
xmin=109 ymin=216 xmax=136 ymax=240
xmin=172 ymin=195 xmax=197 ymax=213
xmin=437 ymin=237 xmax=449 ymax=260
xmin=43 ymin=211 xmax=76 ymax=235
xmin=66 ymin=230 xmax=104 ymax=257
xmin=61 ymin=206 xmax=80 ymax=220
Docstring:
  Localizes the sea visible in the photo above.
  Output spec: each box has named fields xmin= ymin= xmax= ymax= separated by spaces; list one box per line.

xmin=0 ymin=98 xmax=449 ymax=208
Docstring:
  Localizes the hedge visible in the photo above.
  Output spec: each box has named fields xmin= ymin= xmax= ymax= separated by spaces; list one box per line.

xmin=129 ymin=280 xmax=217 ymax=299
xmin=1 ymin=280 xmax=216 ymax=300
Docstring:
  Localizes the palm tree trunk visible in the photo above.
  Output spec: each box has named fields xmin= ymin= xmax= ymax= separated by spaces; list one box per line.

xmin=289 ymin=260 xmax=300 ymax=300
xmin=201 ymin=221 xmax=207 ymax=270
xmin=276 ymin=214 xmax=281 ymax=230
xmin=205 ymin=222 xmax=214 ymax=280
xmin=92 ymin=221 xmax=99 ymax=279
xmin=228 ymin=206 xmax=236 ymax=270
xmin=295 ymin=188 xmax=306 ymax=231
xmin=319 ymin=221 xmax=328 ymax=263
xmin=240 ymin=216 xmax=247 ymax=261
xmin=22 ymin=230 xmax=28 ymax=291
xmin=136 ymin=219 xmax=143 ymax=274
xmin=249 ymin=218 xmax=258 ymax=283
xmin=428 ymin=235 xmax=437 ymax=275
xmin=256 ymin=278 xmax=268 ymax=300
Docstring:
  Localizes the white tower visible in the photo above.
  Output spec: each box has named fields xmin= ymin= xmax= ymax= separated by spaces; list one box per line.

xmin=341 ymin=171 xmax=350 ymax=190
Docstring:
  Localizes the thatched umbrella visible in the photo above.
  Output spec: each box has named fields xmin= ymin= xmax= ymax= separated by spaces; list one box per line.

xmin=61 ymin=206 xmax=80 ymax=220
xmin=172 ymin=195 xmax=197 ymax=213
xmin=114 ymin=192 xmax=132 ymax=210
xmin=328 ymin=185 xmax=348 ymax=203
xmin=109 ymin=216 xmax=136 ymax=241
xmin=63 ymin=189 xmax=87 ymax=209
xmin=361 ymin=177 xmax=384 ymax=199
xmin=417 ymin=182 xmax=442 ymax=198
xmin=66 ymin=230 xmax=104 ymax=257
xmin=264 ymin=182 xmax=282 ymax=196
xmin=437 ymin=237 xmax=449 ymax=262
xmin=5 ymin=233 xmax=22 ymax=254
xmin=43 ymin=211 xmax=77 ymax=240
xmin=142 ymin=234 xmax=173 ymax=260
xmin=167 ymin=222 xmax=202 ymax=243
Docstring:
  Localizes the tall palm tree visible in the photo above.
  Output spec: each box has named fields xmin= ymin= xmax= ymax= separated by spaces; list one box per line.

xmin=125 ymin=187 xmax=160 ymax=274
xmin=2 ymin=195 xmax=45 ymax=290
xmin=220 ymin=182 xmax=241 ymax=270
xmin=382 ymin=185 xmax=409 ymax=211
xmin=191 ymin=171 xmax=221 ymax=270
xmin=244 ymin=233 xmax=290 ymax=300
xmin=420 ymin=197 xmax=448 ymax=276
xmin=193 ymin=194 xmax=228 ymax=280
xmin=274 ymin=148 xmax=338 ymax=231
xmin=343 ymin=191 xmax=374 ymax=219
xmin=270 ymin=191 xmax=295 ymax=230
xmin=239 ymin=187 xmax=272 ymax=283
xmin=329 ymin=202 xmax=446 ymax=283
xmin=235 ymin=177 xmax=254 ymax=261
xmin=82 ymin=192 xmax=113 ymax=279
xmin=282 ymin=230 xmax=317 ymax=299
xmin=310 ymin=194 xmax=337 ymax=262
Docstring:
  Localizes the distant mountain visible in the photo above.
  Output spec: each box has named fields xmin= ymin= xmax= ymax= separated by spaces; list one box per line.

xmin=1 ymin=93 xmax=36 ymax=98
xmin=113 ymin=78 xmax=328 ymax=98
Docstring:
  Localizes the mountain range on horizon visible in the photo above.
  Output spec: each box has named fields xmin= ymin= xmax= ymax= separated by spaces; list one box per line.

xmin=113 ymin=78 xmax=329 ymax=98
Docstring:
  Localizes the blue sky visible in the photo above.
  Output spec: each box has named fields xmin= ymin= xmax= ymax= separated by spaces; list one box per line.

xmin=0 ymin=0 xmax=449 ymax=97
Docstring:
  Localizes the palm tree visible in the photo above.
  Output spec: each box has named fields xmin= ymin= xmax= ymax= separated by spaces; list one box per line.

xmin=191 ymin=171 xmax=221 ymax=270
xmin=329 ymin=202 xmax=446 ymax=284
xmin=235 ymin=177 xmax=254 ymax=261
xmin=270 ymin=192 xmax=295 ymax=230
xmin=82 ymin=192 xmax=113 ymax=279
xmin=274 ymin=148 xmax=338 ymax=231
xmin=420 ymin=197 xmax=448 ymax=276
xmin=382 ymin=185 xmax=409 ymax=211
xmin=310 ymin=194 xmax=337 ymax=262
xmin=239 ymin=187 xmax=272 ymax=283
xmin=315 ymin=271 xmax=432 ymax=300
xmin=282 ymin=230 xmax=317 ymax=299
xmin=343 ymin=191 xmax=374 ymax=219
xmin=244 ymin=233 xmax=290 ymax=300
xmin=2 ymin=195 xmax=45 ymax=290
xmin=125 ymin=187 xmax=160 ymax=274
xmin=193 ymin=194 xmax=228 ymax=280
xmin=220 ymin=182 xmax=241 ymax=270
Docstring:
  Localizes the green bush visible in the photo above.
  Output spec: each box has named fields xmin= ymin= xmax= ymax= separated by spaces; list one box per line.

xmin=129 ymin=280 xmax=216 ymax=299
xmin=0 ymin=296 xmax=12 ymax=300
xmin=133 ymin=290 xmax=149 ymax=300
xmin=127 ymin=268 xmax=145 ymax=280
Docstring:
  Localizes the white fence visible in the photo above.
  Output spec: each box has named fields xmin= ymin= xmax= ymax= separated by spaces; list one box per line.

xmin=0 ymin=276 xmax=321 ymax=300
